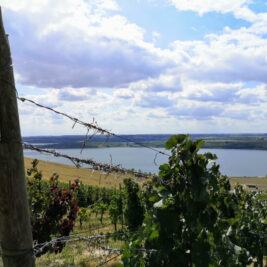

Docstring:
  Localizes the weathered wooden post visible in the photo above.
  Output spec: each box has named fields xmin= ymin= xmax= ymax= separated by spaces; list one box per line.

xmin=0 ymin=7 xmax=35 ymax=267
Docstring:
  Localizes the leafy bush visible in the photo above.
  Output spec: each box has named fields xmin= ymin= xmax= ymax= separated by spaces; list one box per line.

xmin=123 ymin=178 xmax=144 ymax=231
xmin=78 ymin=207 xmax=91 ymax=228
xmin=76 ymin=182 xmax=115 ymax=208
xmin=121 ymin=134 xmax=267 ymax=266
xmin=26 ymin=159 xmax=79 ymax=256
xmin=109 ymin=191 xmax=123 ymax=231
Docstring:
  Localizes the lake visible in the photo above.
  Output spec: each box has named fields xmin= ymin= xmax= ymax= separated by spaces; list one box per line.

xmin=23 ymin=147 xmax=267 ymax=177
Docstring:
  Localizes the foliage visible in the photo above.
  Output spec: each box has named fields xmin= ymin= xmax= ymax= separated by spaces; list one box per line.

xmin=26 ymin=159 xmax=79 ymax=256
xmin=98 ymin=202 xmax=108 ymax=224
xmin=76 ymin=183 xmax=93 ymax=207
xmin=109 ymin=191 xmax=123 ymax=231
xmin=123 ymin=179 xmax=144 ymax=231
xmin=76 ymin=182 xmax=115 ymax=207
xmin=121 ymin=134 xmax=267 ymax=267
xmin=224 ymin=187 xmax=267 ymax=266
xmin=24 ymin=136 xmax=267 ymax=265
xmin=92 ymin=201 xmax=108 ymax=224
xmin=78 ymin=207 xmax=91 ymax=228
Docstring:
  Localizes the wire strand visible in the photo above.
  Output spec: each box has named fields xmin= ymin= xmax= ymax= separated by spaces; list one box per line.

xmin=18 ymin=96 xmax=171 ymax=157
xmin=23 ymin=142 xmax=159 ymax=180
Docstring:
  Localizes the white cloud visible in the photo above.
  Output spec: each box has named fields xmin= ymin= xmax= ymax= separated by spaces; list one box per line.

xmin=168 ymin=0 xmax=251 ymax=16
xmin=236 ymin=84 xmax=267 ymax=104
xmin=1 ymin=0 xmax=118 ymax=13
xmin=135 ymin=91 xmax=175 ymax=108
xmin=128 ymin=74 xmax=182 ymax=92
xmin=3 ymin=0 xmax=267 ymax=134
xmin=114 ymin=89 xmax=134 ymax=99
xmin=2 ymin=0 xmax=171 ymax=89
xmin=170 ymin=24 xmax=267 ymax=84
xmin=179 ymin=80 xmax=243 ymax=102
xmin=58 ymin=87 xmax=96 ymax=101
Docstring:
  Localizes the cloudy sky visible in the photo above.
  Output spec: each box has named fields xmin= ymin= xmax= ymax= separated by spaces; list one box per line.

xmin=1 ymin=0 xmax=267 ymax=136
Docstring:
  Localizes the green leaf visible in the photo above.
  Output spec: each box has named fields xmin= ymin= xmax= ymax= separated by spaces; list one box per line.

xmin=195 ymin=139 xmax=205 ymax=151
xmin=204 ymin=152 xmax=217 ymax=161
xmin=159 ymin=164 xmax=169 ymax=172
xmin=149 ymin=230 xmax=159 ymax=240
xmin=165 ymin=134 xmax=186 ymax=150
xmin=148 ymin=195 xmax=158 ymax=202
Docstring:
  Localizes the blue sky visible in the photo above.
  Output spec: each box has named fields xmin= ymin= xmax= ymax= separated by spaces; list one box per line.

xmin=1 ymin=0 xmax=267 ymax=135
xmin=116 ymin=0 xmax=251 ymax=45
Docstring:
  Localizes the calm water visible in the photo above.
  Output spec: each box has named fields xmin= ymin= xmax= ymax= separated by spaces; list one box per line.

xmin=23 ymin=147 xmax=267 ymax=177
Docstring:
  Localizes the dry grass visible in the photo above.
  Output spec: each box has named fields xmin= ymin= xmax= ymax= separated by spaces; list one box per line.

xmin=24 ymin=157 xmax=139 ymax=189
xmin=0 ymin=211 xmax=123 ymax=267
xmin=230 ymin=177 xmax=267 ymax=191
xmin=34 ymin=212 xmax=123 ymax=267
xmin=25 ymin=157 xmax=267 ymax=192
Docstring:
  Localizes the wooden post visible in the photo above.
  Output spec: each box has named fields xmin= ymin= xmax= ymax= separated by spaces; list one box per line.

xmin=0 ymin=7 xmax=35 ymax=267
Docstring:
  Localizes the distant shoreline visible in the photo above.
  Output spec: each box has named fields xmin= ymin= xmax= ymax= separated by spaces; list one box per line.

xmin=22 ymin=134 xmax=267 ymax=150
xmin=24 ymin=141 xmax=267 ymax=150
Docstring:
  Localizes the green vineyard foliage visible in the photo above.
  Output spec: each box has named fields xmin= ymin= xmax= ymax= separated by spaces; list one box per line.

xmin=120 ymin=134 xmax=267 ymax=267
xmin=24 ymin=135 xmax=267 ymax=266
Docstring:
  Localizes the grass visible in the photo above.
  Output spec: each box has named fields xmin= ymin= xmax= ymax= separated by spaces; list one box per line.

xmin=230 ymin=177 xmax=267 ymax=191
xmin=34 ymin=211 xmax=124 ymax=266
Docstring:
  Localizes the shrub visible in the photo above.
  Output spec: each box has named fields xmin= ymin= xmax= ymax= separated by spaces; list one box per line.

xmin=27 ymin=159 xmax=79 ymax=256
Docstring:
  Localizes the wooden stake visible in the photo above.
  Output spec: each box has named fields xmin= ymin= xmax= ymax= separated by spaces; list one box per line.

xmin=0 ymin=7 xmax=35 ymax=267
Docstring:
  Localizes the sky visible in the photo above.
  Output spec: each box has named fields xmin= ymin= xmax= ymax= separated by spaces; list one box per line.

xmin=1 ymin=0 xmax=267 ymax=136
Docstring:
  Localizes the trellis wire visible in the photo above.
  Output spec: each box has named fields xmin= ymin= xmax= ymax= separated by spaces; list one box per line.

xmin=2 ymin=76 xmax=168 ymax=179
xmin=23 ymin=142 xmax=159 ymax=180
xmin=51 ymin=224 xmax=114 ymax=238
xmin=1 ymin=57 xmax=166 ymax=266
xmin=32 ymin=232 xmax=157 ymax=257
xmin=95 ymin=253 xmax=121 ymax=267
xmin=17 ymin=96 xmax=171 ymax=157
